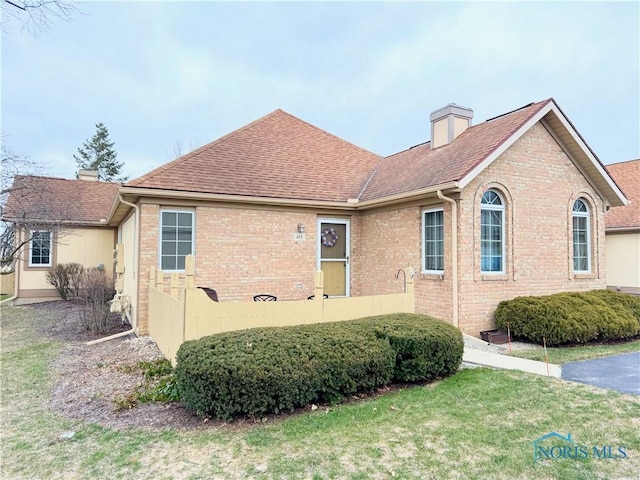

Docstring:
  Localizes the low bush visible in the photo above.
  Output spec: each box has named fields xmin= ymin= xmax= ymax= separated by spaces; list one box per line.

xmin=46 ymin=263 xmax=83 ymax=301
xmin=176 ymin=313 xmax=463 ymax=421
xmin=495 ymin=290 xmax=640 ymax=346
xmin=78 ymin=268 xmax=116 ymax=334
xmin=351 ymin=314 xmax=463 ymax=382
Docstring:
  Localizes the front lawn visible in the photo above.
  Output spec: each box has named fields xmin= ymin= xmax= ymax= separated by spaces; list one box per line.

xmin=2 ymin=305 xmax=639 ymax=479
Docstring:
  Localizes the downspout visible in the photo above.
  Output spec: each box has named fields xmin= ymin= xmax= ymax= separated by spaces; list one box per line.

xmin=87 ymin=195 xmax=140 ymax=345
xmin=437 ymin=190 xmax=459 ymax=328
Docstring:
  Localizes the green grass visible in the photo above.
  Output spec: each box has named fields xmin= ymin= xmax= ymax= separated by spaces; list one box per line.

xmin=2 ymin=305 xmax=640 ymax=479
xmin=0 ymin=293 xmax=12 ymax=301
xmin=511 ymin=338 xmax=640 ymax=364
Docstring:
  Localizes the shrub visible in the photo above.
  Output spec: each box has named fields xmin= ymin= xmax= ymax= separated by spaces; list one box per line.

xmin=495 ymin=290 xmax=640 ymax=346
xmin=78 ymin=268 xmax=116 ymax=334
xmin=176 ymin=313 xmax=463 ymax=421
xmin=46 ymin=263 xmax=84 ymax=301
xmin=351 ymin=314 xmax=463 ymax=382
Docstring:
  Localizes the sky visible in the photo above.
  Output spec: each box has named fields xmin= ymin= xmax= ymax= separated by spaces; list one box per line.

xmin=1 ymin=1 xmax=639 ymax=182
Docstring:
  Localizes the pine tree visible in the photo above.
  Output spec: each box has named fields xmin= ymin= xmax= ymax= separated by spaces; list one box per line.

xmin=74 ymin=122 xmax=128 ymax=182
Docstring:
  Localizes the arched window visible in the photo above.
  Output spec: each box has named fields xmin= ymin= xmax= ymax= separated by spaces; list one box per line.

xmin=572 ymin=199 xmax=591 ymax=272
xmin=480 ymin=190 xmax=505 ymax=273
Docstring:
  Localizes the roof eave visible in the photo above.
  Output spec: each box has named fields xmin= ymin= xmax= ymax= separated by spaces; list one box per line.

xmin=356 ymin=182 xmax=461 ymax=209
xmin=605 ymin=226 xmax=640 ymax=233
xmin=107 ymin=183 xmax=462 ymax=222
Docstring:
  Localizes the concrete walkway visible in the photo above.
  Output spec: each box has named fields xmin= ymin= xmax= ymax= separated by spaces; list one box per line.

xmin=463 ymin=335 xmax=562 ymax=378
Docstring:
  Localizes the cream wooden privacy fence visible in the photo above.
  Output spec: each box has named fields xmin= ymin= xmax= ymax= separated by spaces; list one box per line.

xmin=148 ymin=255 xmax=415 ymax=364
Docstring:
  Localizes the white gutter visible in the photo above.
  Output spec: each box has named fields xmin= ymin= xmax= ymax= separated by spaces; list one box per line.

xmin=87 ymin=195 xmax=140 ymax=346
xmin=437 ymin=190 xmax=459 ymax=328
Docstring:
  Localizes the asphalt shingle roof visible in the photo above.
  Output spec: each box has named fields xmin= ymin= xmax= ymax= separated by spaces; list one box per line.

xmin=127 ymin=109 xmax=383 ymax=202
xmin=359 ymin=100 xmax=550 ymax=200
xmin=127 ymin=101 xmax=552 ymax=204
xmin=3 ymin=175 xmax=119 ymax=225
xmin=605 ymin=159 xmax=640 ymax=229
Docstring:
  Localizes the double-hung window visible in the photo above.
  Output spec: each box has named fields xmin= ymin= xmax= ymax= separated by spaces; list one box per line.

xmin=480 ymin=190 xmax=505 ymax=274
xmin=29 ymin=230 xmax=52 ymax=267
xmin=572 ymin=199 xmax=591 ymax=273
xmin=160 ymin=210 xmax=194 ymax=271
xmin=423 ymin=209 xmax=444 ymax=273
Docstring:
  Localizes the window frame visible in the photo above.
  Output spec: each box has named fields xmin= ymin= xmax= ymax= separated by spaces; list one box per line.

xmin=28 ymin=230 xmax=53 ymax=267
xmin=572 ymin=199 xmax=591 ymax=273
xmin=480 ymin=190 xmax=505 ymax=275
xmin=158 ymin=209 xmax=195 ymax=272
xmin=422 ymin=208 xmax=445 ymax=274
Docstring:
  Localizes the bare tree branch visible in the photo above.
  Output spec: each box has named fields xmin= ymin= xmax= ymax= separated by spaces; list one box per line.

xmin=1 ymin=0 xmax=81 ymax=34
xmin=0 ymin=139 xmax=71 ymax=272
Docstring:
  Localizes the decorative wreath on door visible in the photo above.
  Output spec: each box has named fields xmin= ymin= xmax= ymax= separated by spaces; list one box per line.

xmin=321 ymin=228 xmax=339 ymax=247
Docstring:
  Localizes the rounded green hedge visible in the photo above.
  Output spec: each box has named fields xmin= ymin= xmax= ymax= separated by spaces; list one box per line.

xmin=175 ymin=313 xmax=463 ymax=420
xmin=494 ymin=290 xmax=640 ymax=346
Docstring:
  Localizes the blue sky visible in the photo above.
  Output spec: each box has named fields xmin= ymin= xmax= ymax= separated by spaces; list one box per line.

xmin=1 ymin=1 xmax=639 ymax=181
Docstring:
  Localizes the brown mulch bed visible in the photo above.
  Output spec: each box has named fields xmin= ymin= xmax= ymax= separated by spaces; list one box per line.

xmin=30 ymin=301 xmax=206 ymax=430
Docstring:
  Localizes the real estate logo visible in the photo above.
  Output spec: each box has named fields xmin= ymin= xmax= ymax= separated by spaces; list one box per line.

xmin=532 ymin=432 xmax=627 ymax=463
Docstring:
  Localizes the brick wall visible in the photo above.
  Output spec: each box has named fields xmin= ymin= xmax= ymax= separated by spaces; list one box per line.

xmin=353 ymin=204 xmax=454 ymax=323
xmin=136 ymin=204 xmax=318 ymax=333
xmin=456 ymin=123 xmax=606 ymax=335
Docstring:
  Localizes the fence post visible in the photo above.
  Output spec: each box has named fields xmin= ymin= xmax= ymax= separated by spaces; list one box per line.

xmin=156 ymin=269 xmax=164 ymax=290
xmin=314 ymin=271 xmax=324 ymax=301
xmin=170 ymin=272 xmax=179 ymax=298
xmin=185 ymin=254 xmax=195 ymax=289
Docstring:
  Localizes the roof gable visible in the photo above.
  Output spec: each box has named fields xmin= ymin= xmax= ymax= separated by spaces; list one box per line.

xmin=605 ymin=159 xmax=640 ymax=229
xmin=3 ymin=175 xmax=119 ymax=225
xmin=127 ymin=109 xmax=382 ymax=202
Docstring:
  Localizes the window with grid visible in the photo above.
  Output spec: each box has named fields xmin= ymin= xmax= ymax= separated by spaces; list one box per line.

xmin=160 ymin=211 xmax=194 ymax=271
xmin=480 ymin=190 xmax=504 ymax=273
xmin=29 ymin=230 xmax=52 ymax=267
xmin=423 ymin=209 xmax=444 ymax=272
xmin=572 ymin=199 xmax=591 ymax=272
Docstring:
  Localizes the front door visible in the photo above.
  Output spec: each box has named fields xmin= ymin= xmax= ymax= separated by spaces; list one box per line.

xmin=318 ymin=219 xmax=350 ymax=297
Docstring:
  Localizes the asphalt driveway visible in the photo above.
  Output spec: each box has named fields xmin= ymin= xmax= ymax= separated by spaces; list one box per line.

xmin=562 ymin=352 xmax=640 ymax=395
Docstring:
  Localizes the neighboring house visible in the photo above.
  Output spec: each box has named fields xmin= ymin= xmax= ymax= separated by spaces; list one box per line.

xmin=2 ymin=170 xmax=119 ymax=302
xmin=4 ymin=98 xmax=628 ymax=337
xmin=605 ymin=159 xmax=640 ymax=295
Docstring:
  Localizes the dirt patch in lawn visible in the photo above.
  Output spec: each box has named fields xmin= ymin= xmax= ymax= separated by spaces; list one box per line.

xmin=28 ymin=301 xmax=207 ymax=430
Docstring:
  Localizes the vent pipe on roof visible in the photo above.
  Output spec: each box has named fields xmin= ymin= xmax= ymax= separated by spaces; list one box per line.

xmin=78 ymin=169 xmax=99 ymax=182
xmin=430 ymin=104 xmax=473 ymax=149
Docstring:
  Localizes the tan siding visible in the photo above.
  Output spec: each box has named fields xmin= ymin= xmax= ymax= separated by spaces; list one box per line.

xmin=17 ymin=226 xmax=116 ymax=297
xmin=606 ymin=232 xmax=640 ymax=291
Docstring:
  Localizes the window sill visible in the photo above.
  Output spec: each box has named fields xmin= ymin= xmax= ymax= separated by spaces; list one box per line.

xmin=25 ymin=265 xmax=53 ymax=271
xmin=573 ymin=273 xmax=595 ymax=280
xmin=481 ymin=274 xmax=510 ymax=281
xmin=420 ymin=272 xmax=444 ymax=280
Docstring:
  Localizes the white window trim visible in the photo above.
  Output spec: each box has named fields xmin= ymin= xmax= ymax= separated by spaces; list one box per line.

xmin=158 ymin=209 xmax=195 ymax=272
xmin=422 ymin=208 xmax=444 ymax=274
xmin=480 ymin=191 xmax=505 ymax=275
xmin=572 ymin=201 xmax=591 ymax=273
xmin=28 ymin=230 xmax=53 ymax=267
